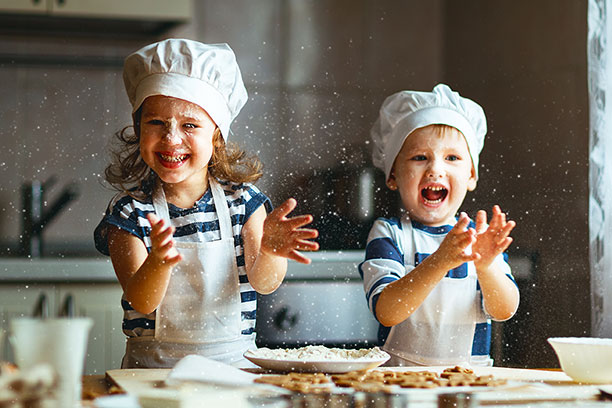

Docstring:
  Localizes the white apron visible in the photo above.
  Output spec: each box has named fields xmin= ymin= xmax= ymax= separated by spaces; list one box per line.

xmin=382 ymin=217 xmax=482 ymax=367
xmin=123 ymin=177 xmax=256 ymax=368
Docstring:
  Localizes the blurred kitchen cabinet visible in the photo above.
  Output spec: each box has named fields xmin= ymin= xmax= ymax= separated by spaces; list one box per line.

xmin=0 ymin=283 xmax=57 ymax=363
xmin=0 ymin=0 xmax=192 ymax=20
xmin=0 ymin=0 xmax=46 ymax=14
xmin=0 ymin=282 xmax=124 ymax=375
xmin=57 ymin=283 xmax=125 ymax=375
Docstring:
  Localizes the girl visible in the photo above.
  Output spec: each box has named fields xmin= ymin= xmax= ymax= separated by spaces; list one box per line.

xmin=94 ymin=39 xmax=318 ymax=368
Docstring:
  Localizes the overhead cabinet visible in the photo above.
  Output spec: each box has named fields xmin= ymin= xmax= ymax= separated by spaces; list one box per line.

xmin=0 ymin=0 xmax=193 ymax=34
xmin=0 ymin=0 xmax=192 ymax=20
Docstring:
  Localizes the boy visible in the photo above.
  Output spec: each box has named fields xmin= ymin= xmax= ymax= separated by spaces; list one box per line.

xmin=361 ymin=84 xmax=519 ymax=367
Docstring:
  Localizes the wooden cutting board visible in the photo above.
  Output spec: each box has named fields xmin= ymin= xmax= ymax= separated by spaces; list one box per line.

xmin=106 ymin=369 xmax=171 ymax=395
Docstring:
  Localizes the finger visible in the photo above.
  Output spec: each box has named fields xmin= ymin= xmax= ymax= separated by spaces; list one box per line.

xmin=295 ymin=240 xmax=320 ymax=251
xmin=287 ymin=249 xmax=312 ymax=264
xmin=147 ymin=213 xmax=164 ymax=232
xmin=271 ymin=198 xmax=298 ymax=219
xmin=497 ymin=237 xmax=513 ymax=252
xmin=462 ymin=252 xmax=480 ymax=263
xmin=285 ymin=214 xmax=315 ymax=229
xmin=153 ymin=225 xmax=175 ymax=247
xmin=147 ymin=212 xmax=161 ymax=225
xmin=294 ymin=228 xmax=319 ymax=240
xmin=158 ymin=238 xmax=177 ymax=255
xmin=163 ymin=253 xmax=183 ymax=266
xmin=453 ymin=213 xmax=470 ymax=232
xmin=498 ymin=220 xmax=516 ymax=238
xmin=475 ymin=210 xmax=487 ymax=233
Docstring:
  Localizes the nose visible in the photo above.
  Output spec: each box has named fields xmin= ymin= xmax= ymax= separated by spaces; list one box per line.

xmin=162 ymin=120 xmax=182 ymax=145
xmin=426 ymin=158 xmax=445 ymax=179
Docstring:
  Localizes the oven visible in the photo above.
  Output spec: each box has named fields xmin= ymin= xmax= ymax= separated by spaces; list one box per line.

xmin=255 ymin=251 xmax=380 ymax=348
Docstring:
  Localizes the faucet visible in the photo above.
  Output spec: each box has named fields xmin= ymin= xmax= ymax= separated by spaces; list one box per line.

xmin=20 ymin=176 xmax=80 ymax=258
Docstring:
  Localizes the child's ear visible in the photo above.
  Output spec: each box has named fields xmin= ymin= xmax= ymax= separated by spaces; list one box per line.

xmin=467 ymin=168 xmax=478 ymax=191
xmin=386 ymin=172 xmax=398 ymax=191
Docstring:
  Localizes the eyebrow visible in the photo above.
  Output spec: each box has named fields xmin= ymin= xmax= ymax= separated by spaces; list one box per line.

xmin=141 ymin=112 xmax=205 ymax=122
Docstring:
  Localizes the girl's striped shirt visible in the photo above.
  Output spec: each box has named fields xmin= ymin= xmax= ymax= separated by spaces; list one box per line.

xmin=94 ymin=179 xmax=271 ymax=343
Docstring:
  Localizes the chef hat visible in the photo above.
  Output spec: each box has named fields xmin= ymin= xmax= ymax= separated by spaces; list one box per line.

xmin=371 ymin=84 xmax=487 ymax=181
xmin=123 ymin=38 xmax=248 ymax=140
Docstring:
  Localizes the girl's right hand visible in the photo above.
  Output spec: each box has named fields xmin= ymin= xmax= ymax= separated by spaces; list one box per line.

xmin=434 ymin=212 xmax=480 ymax=270
xmin=146 ymin=213 xmax=183 ymax=266
xmin=261 ymin=198 xmax=319 ymax=264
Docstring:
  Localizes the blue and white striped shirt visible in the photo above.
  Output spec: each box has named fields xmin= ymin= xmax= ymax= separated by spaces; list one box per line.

xmin=94 ymin=179 xmax=272 ymax=342
xmin=359 ymin=216 xmax=515 ymax=361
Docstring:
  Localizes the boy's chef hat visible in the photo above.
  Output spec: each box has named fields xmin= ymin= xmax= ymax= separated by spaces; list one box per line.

xmin=123 ymin=38 xmax=247 ymax=141
xmin=371 ymin=83 xmax=486 ymax=181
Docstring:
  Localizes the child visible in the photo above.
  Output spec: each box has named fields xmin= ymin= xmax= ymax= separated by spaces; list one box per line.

xmin=360 ymin=84 xmax=519 ymax=367
xmin=94 ymin=39 xmax=318 ymax=368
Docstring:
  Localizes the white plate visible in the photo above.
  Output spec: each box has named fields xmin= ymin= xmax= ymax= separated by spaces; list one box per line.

xmin=243 ymin=352 xmax=390 ymax=373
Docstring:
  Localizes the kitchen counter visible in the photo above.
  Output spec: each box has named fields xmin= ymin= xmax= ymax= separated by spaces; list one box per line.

xmin=81 ymin=367 xmax=612 ymax=407
xmin=0 ymin=258 xmax=116 ymax=282
xmin=0 ymin=250 xmax=365 ymax=283
xmin=285 ymin=250 xmax=364 ymax=280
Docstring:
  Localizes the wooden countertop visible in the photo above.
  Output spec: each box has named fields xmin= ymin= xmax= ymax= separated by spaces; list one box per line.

xmin=82 ymin=367 xmax=612 ymax=407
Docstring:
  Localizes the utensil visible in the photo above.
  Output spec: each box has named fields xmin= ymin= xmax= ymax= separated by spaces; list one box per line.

xmin=10 ymin=317 xmax=93 ymax=407
xmin=548 ymin=337 xmax=612 ymax=384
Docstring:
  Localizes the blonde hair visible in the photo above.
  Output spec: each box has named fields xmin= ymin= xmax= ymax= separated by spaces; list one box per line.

xmin=104 ymin=108 xmax=263 ymax=192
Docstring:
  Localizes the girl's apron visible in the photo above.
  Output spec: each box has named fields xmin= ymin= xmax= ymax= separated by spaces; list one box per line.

xmin=382 ymin=217 xmax=481 ymax=367
xmin=123 ymin=177 xmax=256 ymax=368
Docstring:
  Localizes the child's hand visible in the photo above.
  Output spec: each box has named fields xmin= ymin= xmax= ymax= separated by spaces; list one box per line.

xmin=472 ymin=205 xmax=515 ymax=270
xmin=261 ymin=198 xmax=319 ymax=264
xmin=146 ymin=213 xmax=183 ymax=266
xmin=435 ymin=212 xmax=480 ymax=270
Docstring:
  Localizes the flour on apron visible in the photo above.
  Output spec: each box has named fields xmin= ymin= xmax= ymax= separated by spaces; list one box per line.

xmin=383 ymin=216 xmax=481 ymax=366
xmin=123 ymin=177 xmax=255 ymax=368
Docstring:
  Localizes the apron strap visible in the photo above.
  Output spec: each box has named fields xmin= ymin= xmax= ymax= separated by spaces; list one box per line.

xmin=152 ymin=180 xmax=171 ymax=222
xmin=208 ymin=178 xmax=233 ymax=241
xmin=399 ymin=215 xmax=413 ymax=266
xmin=152 ymin=176 xmax=233 ymax=240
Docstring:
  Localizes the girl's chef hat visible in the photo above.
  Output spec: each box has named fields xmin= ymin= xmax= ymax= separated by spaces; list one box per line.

xmin=123 ymin=38 xmax=247 ymax=141
xmin=371 ymin=84 xmax=486 ymax=181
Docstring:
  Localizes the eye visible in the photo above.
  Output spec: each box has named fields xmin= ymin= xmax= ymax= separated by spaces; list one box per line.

xmin=446 ymin=154 xmax=459 ymax=161
xmin=184 ymin=123 xmax=198 ymax=129
xmin=145 ymin=119 xmax=164 ymax=126
xmin=411 ymin=154 xmax=427 ymax=161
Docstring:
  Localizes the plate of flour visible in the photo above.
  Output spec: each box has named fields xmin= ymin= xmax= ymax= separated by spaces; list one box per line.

xmin=244 ymin=345 xmax=390 ymax=373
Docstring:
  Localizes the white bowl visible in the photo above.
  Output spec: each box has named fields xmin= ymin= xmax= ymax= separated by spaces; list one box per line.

xmin=548 ymin=337 xmax=612 ymax=384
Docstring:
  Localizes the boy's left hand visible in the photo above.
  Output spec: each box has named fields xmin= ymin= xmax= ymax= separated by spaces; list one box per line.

xmin=261 ymin=198 xmax=319 ymax=264
xmin=472 ymin=205 xmax=516 ymax=270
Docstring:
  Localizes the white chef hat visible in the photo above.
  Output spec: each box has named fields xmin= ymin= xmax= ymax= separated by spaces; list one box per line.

xmin=371 ymin=83 xmax=487 ymax=181
xmin=123 ymin=38 xmax=248 ymax=140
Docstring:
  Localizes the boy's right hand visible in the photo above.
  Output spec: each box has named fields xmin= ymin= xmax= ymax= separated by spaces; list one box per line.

xmin=434 ymin=212 xmax=480 ymax=270
xmin=146 ymin=213 xmax=183 ymax=266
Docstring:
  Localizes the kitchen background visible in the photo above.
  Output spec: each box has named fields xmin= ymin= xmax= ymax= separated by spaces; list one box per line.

xmin=0 ymin=0 xmax=589 ymax=369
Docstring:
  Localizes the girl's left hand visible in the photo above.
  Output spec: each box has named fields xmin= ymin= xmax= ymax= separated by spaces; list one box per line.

xmin=261 ymin=198 xmax=319 ymax=264
xmin=472 ymin=205 xmax=516 ymax=270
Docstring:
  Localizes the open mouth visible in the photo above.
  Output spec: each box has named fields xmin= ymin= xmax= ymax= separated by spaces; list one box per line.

xmin=156 ymin=152 xmax=190 ymax=165
xmin=421 ymin=186 xmax=448 ymax=204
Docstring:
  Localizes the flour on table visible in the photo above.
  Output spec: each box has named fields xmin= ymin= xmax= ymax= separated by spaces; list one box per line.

xmin=246 ymin=346 xmax=388 ymax=361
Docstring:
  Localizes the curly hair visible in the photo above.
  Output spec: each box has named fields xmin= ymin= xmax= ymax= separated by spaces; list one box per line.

xmin=104 ymin=108 xmax=263 ymax=192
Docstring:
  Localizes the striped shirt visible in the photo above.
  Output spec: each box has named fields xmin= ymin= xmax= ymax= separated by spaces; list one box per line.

xmin=94 ymin=179 xmax=271 ymax=342
xmin=359 ymin=216 xmax=516 ymax=362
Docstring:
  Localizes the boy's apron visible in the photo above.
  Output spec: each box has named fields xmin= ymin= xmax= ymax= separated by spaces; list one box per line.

xmin=382 ymin=217 xmax=481 ymax=367
xmin=123 ymin=177 xmax=256 ymax=368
